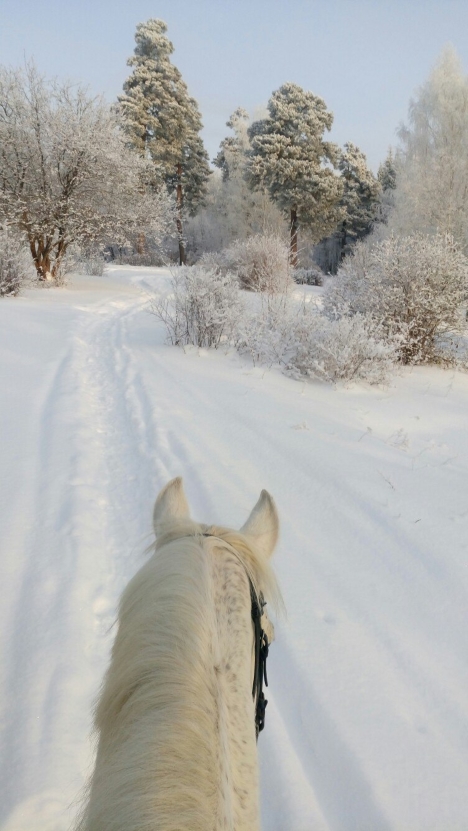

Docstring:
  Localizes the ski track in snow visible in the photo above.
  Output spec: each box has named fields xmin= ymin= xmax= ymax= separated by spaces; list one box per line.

xmin=1 ymin=267 xmax=468 ymax=830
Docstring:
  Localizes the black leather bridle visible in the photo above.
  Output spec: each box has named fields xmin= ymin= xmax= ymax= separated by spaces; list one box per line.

xmin=249 ymin=582 xmax=270 ymax=739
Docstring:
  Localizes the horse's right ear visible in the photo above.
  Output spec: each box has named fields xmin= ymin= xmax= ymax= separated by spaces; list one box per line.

xmin=240 ymin=490 xmax=279 ymax=560
xmin=153 ymin=477 xmax=190 ymax=537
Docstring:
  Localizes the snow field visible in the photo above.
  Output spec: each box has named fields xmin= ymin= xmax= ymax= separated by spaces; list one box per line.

xmin=1 ymin=267 xmax=468 ymax=830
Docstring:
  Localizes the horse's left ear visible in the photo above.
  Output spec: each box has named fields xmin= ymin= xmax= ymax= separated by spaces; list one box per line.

xmin=153 ymin=477 xmax=190 ymax=537
xmin=240 ymin=490 xmax=279 ymax=559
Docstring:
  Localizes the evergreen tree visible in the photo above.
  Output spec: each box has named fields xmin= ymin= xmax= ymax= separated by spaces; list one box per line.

xmin=337 ymin=142 xmax=381 ymax=255
xmin=377 ymin=148 xmax=397 ymax=192
xmin=247 ymin=83 xmax=344 ymax=266
xmin=118 ymin=19 xmax=210 ymax=264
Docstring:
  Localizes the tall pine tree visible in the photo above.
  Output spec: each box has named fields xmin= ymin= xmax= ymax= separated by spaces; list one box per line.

xmin=247 ymin=83 xmax=344 ymax=266
xmin=118 ymin=19 xmax=210 ymax=264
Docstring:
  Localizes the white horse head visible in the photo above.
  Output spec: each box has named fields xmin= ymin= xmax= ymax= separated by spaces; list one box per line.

xmin=77 ymin=477 xmax=281 ymax=831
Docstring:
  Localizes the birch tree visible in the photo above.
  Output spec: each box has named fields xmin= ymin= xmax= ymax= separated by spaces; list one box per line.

xmin=210 ymin=107 xmax=284 ymax=244
xmin=247 ymin=83 xmax=344 ymax=266
xmin=118 ymin=19 xmax=210 ymax=265
xmin=390 ymin=46 xmax=468 ymax=252
xmin=0 ymin=64 xmax=171 ymax=282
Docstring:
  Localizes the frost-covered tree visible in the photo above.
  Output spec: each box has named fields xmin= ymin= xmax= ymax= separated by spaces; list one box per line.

xmin=214 ymin=107 xmax=250 ymax=182
xmin=193 ymin=107 xmax=285 ymax=249
xmin=390 ymin=46 xmax=468 ymax=252
xmin=375 ymin=148 xmax=397 ymax=227
xmin=313 ymin=143 xmax=380 ymax=273
xmin=377 ymin=148 xmax=397 ymax=193
xmin=338 ymin=142 xmax=381 ymax=246
xmin=0 ymin=228 xmax=32 ymax=296
xmin=118 ymin=19 xmax=210 ymax=265
xmin=247 ymin=83 xmax=344 ymax=266
xmin=0 ymin=64 xmax=171 ymax=282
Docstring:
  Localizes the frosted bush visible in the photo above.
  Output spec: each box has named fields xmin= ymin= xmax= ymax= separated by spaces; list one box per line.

xmin=152 ymin=264 xmax=244 ymax=348
xmin=324 ymin=233 xmax=468 ymax=364
xmin=197 ymin=251 xmax=224 ymax=273
xmin=236 ymin=295 xmax=300 ymax=366
xmin=222 ymin=234 xmax=292 ymax=293
xmin=0 ymin=231 xmax=32 ymax=296
xmin=237 ymin=295 xmax=397 ymax=383
xmin=286 ymin=308 xmax=398 ymax=384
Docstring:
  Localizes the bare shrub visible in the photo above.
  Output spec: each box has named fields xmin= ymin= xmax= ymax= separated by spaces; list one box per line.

xmin=324 ymin=233 xmax=468 ymax=364
xmin=151 ymin=265 xmax=244 ymax=348
xmin=222 ymin=234 xmax=293 ymax=293
xmin=0 ymin=231 xmax=33 ymax=296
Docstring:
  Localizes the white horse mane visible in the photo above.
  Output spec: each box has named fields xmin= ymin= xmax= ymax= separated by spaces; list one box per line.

xmin=76 ymin=480 xmax=281 ymax=831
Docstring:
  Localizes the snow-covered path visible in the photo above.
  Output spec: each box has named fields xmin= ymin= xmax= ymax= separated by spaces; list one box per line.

xmin=1 ymin=267 xmax=468 ymax=830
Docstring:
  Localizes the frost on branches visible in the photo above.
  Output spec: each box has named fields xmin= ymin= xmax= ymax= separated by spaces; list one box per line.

xmin=220 ymin=234 xmax=292 ymax=293
xmin=118 ymin=19 xmax=211 ymax=265
xmin=324 ymin=233 xmax=468 ymax=364
xmin=237 ymin=298 xmax=397 ymax=384
xmin=154 ymin=243 xmax=398 ymax=383
xmin=0 ymin=63 xmax=172 ymax=283
xmin=151 ymin=265 xmax=244 ymax=348
xmin=338 ymin=143 xmax=381 ymax=245
xmin=390 ymin=47 xmax=468 ymax=253
xmin=247 ymin=83 xmax=344 ymax=266
xmin=0 ymin=229 xmax=33 ymax=296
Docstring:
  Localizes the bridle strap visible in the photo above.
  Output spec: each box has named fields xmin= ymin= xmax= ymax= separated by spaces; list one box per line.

xmin=250 ymin=583 xmax=269 ymax=739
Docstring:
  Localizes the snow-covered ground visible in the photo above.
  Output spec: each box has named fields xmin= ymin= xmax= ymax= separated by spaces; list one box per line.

xmin=1 ymin=266 xmax=468 ymax=831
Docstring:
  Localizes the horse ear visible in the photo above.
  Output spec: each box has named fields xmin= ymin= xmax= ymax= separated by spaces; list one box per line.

xmin=153 ymin=477 xmax=190 ymax=536
xmin=240 ymin=490 xmax=279 ymax=559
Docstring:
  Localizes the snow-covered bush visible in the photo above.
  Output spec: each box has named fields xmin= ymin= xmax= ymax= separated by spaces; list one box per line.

xmin=0 ymin=231 xmax=32 ymax=296
xmin=293 ymin=266 xmax=324 ymax=286
xmin=236 ymin=295 xmax=300 ymax=366
xmin=286 ymin=308 xmax=398 ymax=384
xmin=324 ymin=233 xmax=468 ymax=364
xmin=152 ymin=264 xmax=244 ymax=348
xmin=222 ymin=234 xmax=292 ymax=293
xmin=237 ymin=296 xmax=397 ymax=383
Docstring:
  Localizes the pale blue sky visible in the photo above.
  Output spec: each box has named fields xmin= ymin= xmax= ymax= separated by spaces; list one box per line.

xmin=1 ymin=0 xmax=467 ymax=171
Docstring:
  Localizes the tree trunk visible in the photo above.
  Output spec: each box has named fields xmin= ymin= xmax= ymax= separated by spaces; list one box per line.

xmin=176 ymin=163 xmax=186 ymax=266
xmin=290 ymin=208 xmax=298 ymax=268
xmin=136 ymin=233 xmax=146 ymax=256
xmin=340 ymin=220 xmax=347 ymax=262
xmin=30 ymin=237 xmax=53 ymax=281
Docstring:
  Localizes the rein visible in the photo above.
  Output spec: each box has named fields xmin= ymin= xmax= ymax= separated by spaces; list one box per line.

xmin=175 ymin=531 xmax=270 ymax=739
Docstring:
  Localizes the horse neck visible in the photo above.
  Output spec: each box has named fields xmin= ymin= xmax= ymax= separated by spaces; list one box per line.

xmin=209 ymin=538 xmax=260 ymax=830
xmin=81 ymin=535 xmax=259 ymax=831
